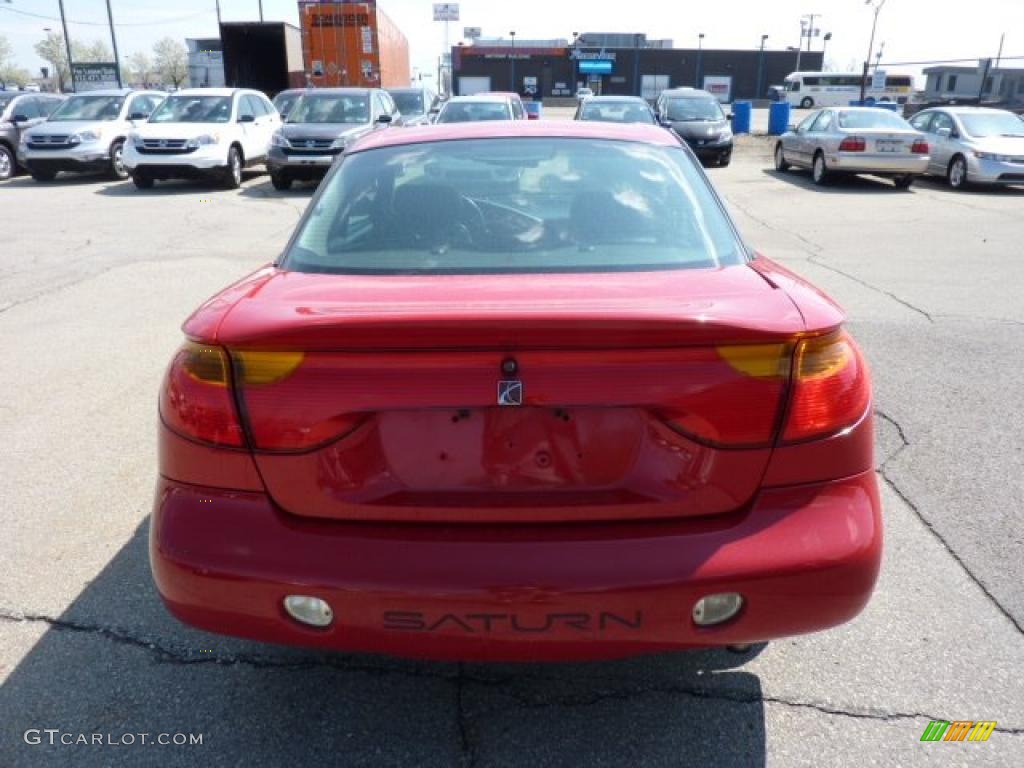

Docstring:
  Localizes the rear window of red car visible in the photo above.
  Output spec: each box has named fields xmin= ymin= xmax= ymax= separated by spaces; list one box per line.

xmin=283 ymin=138 xmax=745 ymax=275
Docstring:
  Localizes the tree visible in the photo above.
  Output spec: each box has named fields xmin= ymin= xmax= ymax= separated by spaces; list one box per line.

xmin=78 ymin=40 xmax=113 ymax=63
xmin=34 ymin=32 xmax=72 ymax=92
xmin=0 ymin=35 xmax=31 ymax=88
xmin=128 ymin=51 xmax=153 ymax=87
xmin=153 ymin=38 xmax=187 ymax=88
xmin=0 ymin=34 xmax=13 ymax=66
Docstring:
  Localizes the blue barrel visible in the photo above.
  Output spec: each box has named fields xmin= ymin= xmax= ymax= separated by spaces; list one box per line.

xmin=768 ymin=101 xmax=791 ymax=136
xmin=524 ymin=101 xmax=542 ymax=120
xmin=732 ymin=101 xmax=752 ymax=135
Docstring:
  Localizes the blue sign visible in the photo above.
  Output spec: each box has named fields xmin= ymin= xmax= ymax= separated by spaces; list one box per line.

xmin=579 ymin=60 xmax=613 ymax=74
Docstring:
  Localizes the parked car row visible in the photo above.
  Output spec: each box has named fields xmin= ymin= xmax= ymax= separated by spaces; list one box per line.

xmin=774 ymin=105 xmax=1024 ymax=190
xmin=573 ymin=88 xmax=734 ymax=168
xmin=1 ymin=85 xmax=443 ymax=190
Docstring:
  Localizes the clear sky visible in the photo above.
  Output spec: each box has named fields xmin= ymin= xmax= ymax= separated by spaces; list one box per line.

xmin=3 ymin=0 xmax=1023 ymax=82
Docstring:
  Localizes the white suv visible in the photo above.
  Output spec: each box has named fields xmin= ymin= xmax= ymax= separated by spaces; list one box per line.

xmin=123 ymin=88 xmax=280 ymax=189
xmin=20 ymin=89 xmax=165 ymax=181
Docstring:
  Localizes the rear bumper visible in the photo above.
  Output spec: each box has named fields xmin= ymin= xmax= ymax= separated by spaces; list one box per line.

xmin=151 ymin=471 xmax=882 ymax=661
xmin=828 ymin=152 xmax=929 ymax=175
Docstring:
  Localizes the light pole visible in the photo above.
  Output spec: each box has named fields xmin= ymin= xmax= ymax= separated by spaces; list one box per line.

xmin=696 ymin=33 xmax=704 ymax=87
xmin=794 ymin=19 xmax=806 ymax=72
xmin=509 ymin=31 xmax=516 ymax=93
xmin=860 ymin=0 xmax=886 ymax=103
xmin=756 ymin=35 xmax=768 ymax=99
xmin=822 ymin=32 xmax=832 ymax=70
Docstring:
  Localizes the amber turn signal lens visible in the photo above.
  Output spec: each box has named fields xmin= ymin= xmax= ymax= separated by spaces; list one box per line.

xmin=717 ymin=343 xmax=791 ymax=378
xmin=232 ymin=350 xmax=305 ymax=386
xmin=181 ymin=341 xmax=230 ymax=386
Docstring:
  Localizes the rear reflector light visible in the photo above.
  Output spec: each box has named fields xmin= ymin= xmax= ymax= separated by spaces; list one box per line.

xmin=782 ymin=330 xmax=870 ymax=442
xmin=160 ymin=341 xmax=245 ymax=447
xmin=838 ymin=136 xmax=866 ymax=152
xmin=911 ymin=139 xmax=929 ymax=154
xmin=693 ymin=593 xmax=744 ymax=626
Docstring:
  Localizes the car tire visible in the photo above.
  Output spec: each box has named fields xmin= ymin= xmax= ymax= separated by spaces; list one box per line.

xmin=812 ymin=152 xmax=830 ymax=186
xmin=893 ymin=174 xmax=914 ymax=189
xmin=774 ymin=144 xmax=790 ymax=172
xmin=270 ymin=173 xmax=292 ymax=191
xmin=132 ymin=173 xmax=154 ymax=190
xmin=947 ymin=155 xmax=969 ymax=190
xmin=718 ymin=154 xmax=731 ymax=168
xmin=108 ymin=140 xmax=128 ymax=180
xmin=223 ymin=146 xmax=243 ymax=189
xmin=0 ymin=144 xmax=14 ymax=181
xmin=800 ymin=97 xmax=814 ymax=109
xmin=30 ymin=168 xmax=57 ymax=182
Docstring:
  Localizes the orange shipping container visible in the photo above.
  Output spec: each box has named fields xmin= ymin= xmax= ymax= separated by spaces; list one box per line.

xmin=299 ymin=1 xmax=410 ymax=88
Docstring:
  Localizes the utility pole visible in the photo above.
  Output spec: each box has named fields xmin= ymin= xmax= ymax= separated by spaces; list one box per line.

xmin=794 ymin=20 xmax=804 ymax=72
xmin=215 ymin=0 xmax=221 ymax=24
xmin=804 ymin=13 xmax=819 ymax=53
xmin=56 ymin=0 xmax=75 ymax=91
xmin=995 ymin=32 xmax=1005 ymax=68
xmin=105 ymin=0 xmax=123 ymax=87
xmin=860 ymin=0 xmax=886 ymax=104
xmin=258 ymin=1 xmax=264 ymax=22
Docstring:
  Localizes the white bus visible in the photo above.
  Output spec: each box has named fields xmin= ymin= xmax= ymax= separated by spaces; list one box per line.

xmin=783 ymin=71 xmax=914 ymax=109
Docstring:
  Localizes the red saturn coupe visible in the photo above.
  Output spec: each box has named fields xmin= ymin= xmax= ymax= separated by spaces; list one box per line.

xmin=151 ymin=120 xmax=881 ymax=662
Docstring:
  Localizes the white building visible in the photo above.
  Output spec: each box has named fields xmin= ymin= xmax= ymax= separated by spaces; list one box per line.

xmin=923 ymin=64 xmax=1024 ymax=105
xmin=187 ymin=38 xmax=225 ymax=88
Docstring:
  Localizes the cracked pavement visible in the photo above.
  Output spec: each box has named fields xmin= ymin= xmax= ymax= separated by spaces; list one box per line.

xmin=1 ymin=137 xmax=1023 ymax=767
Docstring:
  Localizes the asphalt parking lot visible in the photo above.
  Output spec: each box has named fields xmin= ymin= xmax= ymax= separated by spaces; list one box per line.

xmin=1 ymin=115 xmax=1023 ymax=767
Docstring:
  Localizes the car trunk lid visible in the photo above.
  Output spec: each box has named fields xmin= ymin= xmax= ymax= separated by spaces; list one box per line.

xmin=218 ymin=265 xmax=807 ymax=523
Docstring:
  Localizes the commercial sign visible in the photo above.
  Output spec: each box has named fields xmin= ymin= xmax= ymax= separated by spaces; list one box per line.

xmin=579 ymin=60 xmax=613 ymax=75
xmin=463 ymin=26 xmax=482 ymax=39
xmin=71 ymin=63 xmax=119 ymax=91
xmin=432 ymin=3 xmax=459 ymax=21
xmin=702 ymin=75 xmax=732 ymax=103
xmin=871 ymin=69 xmax=886 ymax=91
xmin=570 ymin=50 xmax=617 ymax=61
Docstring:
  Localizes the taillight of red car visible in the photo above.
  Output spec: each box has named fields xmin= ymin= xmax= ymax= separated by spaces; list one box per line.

xmin=911 ymin=139 xmax=929 ymax=154
xmin=160 ymin=341 xmax=246 ymax=447
xmin=838 ymin=136 xmax=866 ymax=152
xmin=782 ymin=330 xmax=870 ymax=443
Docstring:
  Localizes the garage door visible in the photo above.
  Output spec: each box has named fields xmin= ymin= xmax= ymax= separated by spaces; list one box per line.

xmin=458 ymin=76 xmax=492 ymax=96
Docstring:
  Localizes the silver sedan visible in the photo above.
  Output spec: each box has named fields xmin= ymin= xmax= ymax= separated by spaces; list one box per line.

xmin=774 ymin=107 xmax=930 ymax=188
xmin=908 ymin=107 xmax=1024 ymax=189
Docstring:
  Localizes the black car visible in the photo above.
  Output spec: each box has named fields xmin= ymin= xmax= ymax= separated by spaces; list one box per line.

xmin=574 ymin=96 xmax=657 ymax=125
xmin=655 ymin=88 xmax=734 ymax=167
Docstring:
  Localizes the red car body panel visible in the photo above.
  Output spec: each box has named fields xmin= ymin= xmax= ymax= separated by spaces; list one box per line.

xmin=152 ymin=122 xmax=882 ymax=660
xmin=151 ymin=469 xmax=881 ymax=662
